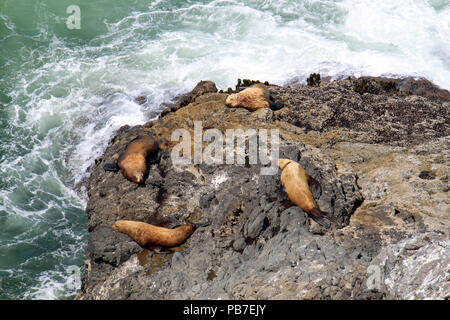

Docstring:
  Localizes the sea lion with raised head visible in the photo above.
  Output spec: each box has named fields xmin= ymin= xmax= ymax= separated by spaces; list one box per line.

xmin=278 ymin=158 xmax=336 ymax=227
xmin=225 ymin=83 xmax=283 ymax=111
xmin=112 ymin=220 xmax=209 ymax=251
xmin=103 ymin=135 xmax=160 ymax=184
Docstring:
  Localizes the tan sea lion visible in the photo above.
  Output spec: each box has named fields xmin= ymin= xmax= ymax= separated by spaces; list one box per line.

xmin=112 ymin=220 xmax=209 ymax=250
xmin=103 ymin=135 xmax=160 ymax=184
xmin=278 ymin=158 xmax=336 ymax=227
xmin=225 ymin=83 xmax=283 ymax=111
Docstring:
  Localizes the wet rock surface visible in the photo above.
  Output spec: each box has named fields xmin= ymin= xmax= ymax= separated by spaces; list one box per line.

xmin=78 ymin=77 xmax=449 ymax=300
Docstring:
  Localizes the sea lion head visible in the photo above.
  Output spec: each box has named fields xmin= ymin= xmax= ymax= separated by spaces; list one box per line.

xmin=112 ymin=220 xmax=124 ymax=231
xmin=278 ymin=158 xmax=293 ymax=171
xmin=225 ymin=93 xmax=240 ymax=107
xmin=131 ymin=170 xmax=144 ymax=184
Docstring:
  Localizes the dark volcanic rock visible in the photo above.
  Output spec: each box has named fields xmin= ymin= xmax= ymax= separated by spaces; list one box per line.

xmin=350 ymin=76 xmax=450 ymax=102
xmin=88 ymin=226 xmax=141 ymax=267
xmin=271 ymin=79 xmax=449 ymax=145
xmin=396 ymin=77 xmax=450 ymax=102
xmin=78 ymin=77 xmax=450 ymax=300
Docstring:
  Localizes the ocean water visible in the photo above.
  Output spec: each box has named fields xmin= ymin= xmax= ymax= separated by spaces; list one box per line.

xmin=0 ymin=0 xmax=449 ymax=299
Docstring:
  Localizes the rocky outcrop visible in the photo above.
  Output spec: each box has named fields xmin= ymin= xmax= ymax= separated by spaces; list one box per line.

xmin=78 ymin=77 xmax=450 ymax=300
xmin=272 ymin=79 xmax=448 ymax=146
xmin=159 ymin=80 xmax=218 ymax=117
xmin=352 ymin=76 xmax=450 ymax=102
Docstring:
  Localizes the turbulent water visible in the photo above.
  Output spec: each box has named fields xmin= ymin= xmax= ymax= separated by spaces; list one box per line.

xmin=0 ymin=0 xmax=449 ymax=299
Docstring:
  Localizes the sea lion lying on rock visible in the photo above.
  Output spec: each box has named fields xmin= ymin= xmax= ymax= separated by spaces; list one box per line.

xmin=112 ymin=220 xmax=210 ymax=252
xmin=225 ymin=83 xmax=283 ymax=111
xmin=103 ymin=135 xmax=160 ymax=184
xmin=278 ymin=158 xmax=336 ymax=227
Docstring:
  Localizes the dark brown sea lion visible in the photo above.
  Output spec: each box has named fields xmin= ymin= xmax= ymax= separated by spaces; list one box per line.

xmin=112 ymin=220 xmax=209 ymax=250
xmin=278 ymin=158 xmax=336 ymax=227
xmin=103 ymin=135 xmax=160 ymax=184
xmin=225 ymin=83 xmax=283 ymax=111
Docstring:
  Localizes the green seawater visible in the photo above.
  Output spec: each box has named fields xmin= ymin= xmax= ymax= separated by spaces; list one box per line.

xmin=0 ymin=0 xmax=449 ymax=299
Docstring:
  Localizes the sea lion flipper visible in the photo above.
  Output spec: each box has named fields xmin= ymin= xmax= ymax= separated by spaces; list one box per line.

xmin=149 ymin=245 xmax=172 ymax=254
xmin=103 ymin=163 xmax=119 ymax=172
xmin=309 ymin=208 xmax=337 ymax=228
xmin=269 ymin=96 xmax=284 ymax=110
xmin=149 ymin=148 xmax=162 ymax=165
xmin=155 ymin=221 xmax=178 ymax=229
xmin=307 ymin=176 xmax=322 ymax=199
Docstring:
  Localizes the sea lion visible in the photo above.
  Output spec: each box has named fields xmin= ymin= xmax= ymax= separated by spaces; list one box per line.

xmin=112 ymin=220 xmax=209 ymax=250
xmin=278 ymin=158 xmax=336 ymax=227
xmin=103 ymin=135 xmax=160 ymax=184
xmin=225 ymin=83 xmax=283 ymax=111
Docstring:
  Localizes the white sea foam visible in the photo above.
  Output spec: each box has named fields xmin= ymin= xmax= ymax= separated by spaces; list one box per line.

xmin=26 ymin=263 xmax=83 ymax=300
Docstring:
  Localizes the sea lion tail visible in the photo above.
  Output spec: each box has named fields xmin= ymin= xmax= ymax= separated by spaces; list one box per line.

xmin=309 ymin=208 xmax=338 ymax=228
xmin=103 ymin=162 xmax=119 ymax=172
xmin=269 ymin=98 xmax=284 ymax=111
